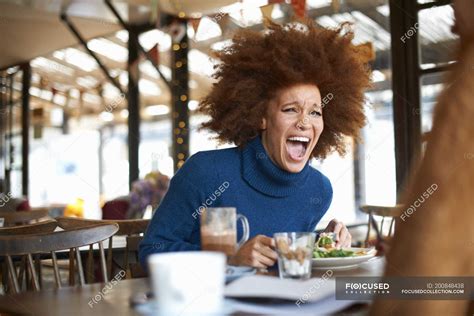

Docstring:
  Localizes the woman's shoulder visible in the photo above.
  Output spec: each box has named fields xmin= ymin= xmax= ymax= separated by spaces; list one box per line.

xmin=185 ymin=146 xmax=240 ymax=169
xmin=191 ymin=146 xmax=239 ymax=161
xmin=174 ymin=146 xmax=240 ymax=184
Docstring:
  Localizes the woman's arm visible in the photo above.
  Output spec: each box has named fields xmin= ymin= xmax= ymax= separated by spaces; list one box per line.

xmin=138 ymin=173 xmax=203 ymax=268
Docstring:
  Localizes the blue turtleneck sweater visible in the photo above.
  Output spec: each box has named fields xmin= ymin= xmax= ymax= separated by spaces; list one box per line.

xmin=139 ymin=136 xmax=332 ymax=267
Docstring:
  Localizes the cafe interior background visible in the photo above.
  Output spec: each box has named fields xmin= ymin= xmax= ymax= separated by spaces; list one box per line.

xmin=0 ymin=0 xmax=457 ymax=235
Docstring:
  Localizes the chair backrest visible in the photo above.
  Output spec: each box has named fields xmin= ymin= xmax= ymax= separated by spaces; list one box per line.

xmin=0 ymin=219 xmax=59 ymax=293
xmin=359 ymin=205 xmax=402 ymax=246
xmin=0 ymin=209 xmax=50 ymax=227
xmin=0 ymin=219 xmax=58 ymax=236
xmin=55 ymin=217 xmax=149 ymax=279
xmin=55 ymin=217 xmax=149 ymax=235
xmin=0 ymin=223 xmax=118 ymax=294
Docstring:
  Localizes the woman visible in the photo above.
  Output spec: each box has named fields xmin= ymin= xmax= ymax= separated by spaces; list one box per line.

xmin=139 ymin=21 xmax=371 ymax=268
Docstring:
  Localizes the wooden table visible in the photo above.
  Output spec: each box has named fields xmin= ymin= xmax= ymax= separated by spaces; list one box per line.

xmin=0 ymin=258 xmax=385 ymax=315
xmin=0 ymin=278 xmax=146 ymax=315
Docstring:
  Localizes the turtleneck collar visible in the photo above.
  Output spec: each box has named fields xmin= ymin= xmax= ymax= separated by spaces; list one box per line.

xmin=241 ymin=136 xmax=311 ymax=197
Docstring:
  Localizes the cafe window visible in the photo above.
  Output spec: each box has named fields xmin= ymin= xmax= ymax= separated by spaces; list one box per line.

xmin=28 ymin=122 xmax=102 ymax=217
xmin=101 ymin=124 xmax=129 ymax=200
xmin=419 ymin=5 xmax=459 ymax=135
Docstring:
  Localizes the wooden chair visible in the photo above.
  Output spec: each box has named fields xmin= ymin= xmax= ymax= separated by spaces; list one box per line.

xmin=55 ymin=217 xmax=149 ymax=279
xmin=0 ymin=220 xmax=59 ymax=292
xmin=0 ymin=224 xmax=118 ymax=293
xmin=0 ymin=209 xmax=50 ymax=227
xmin=359 ymin=205 xmax=403 ymax=246
xmin=0 ymin=219 xmax=58 ymax=236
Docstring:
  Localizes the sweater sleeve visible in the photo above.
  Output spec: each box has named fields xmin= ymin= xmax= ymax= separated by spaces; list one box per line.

xmin=138 ymin=171 xmax=203 ymax=268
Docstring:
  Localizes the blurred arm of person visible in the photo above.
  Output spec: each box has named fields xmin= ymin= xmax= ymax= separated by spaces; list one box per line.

xmin=371 ymin=1 xmax=474 ymax=315
xmin=452 ymin=0 xmax=474 ymax=40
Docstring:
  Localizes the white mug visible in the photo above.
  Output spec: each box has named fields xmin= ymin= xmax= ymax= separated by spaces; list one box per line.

xmin=148 ymin=251 xmax=226 ymax=315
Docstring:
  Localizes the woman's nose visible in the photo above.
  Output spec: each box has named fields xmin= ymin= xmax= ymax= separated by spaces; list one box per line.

xmin=296 ymin=114 xmax=310 ymax=130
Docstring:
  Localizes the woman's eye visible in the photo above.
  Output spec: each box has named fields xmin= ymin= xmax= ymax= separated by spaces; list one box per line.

xmin=310 ymin=110 xmax=322 ymax=117
xmin=283 ymin=108 xmax=297 ymax=113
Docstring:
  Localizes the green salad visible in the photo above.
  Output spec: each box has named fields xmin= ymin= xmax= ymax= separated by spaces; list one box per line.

xmin=313 ymin=232 xmax=356 ymax=258
xmin=313 ymin=248 xmax=355 ymax=258
xmin=317 ymin=235 xmax=334 ymax=248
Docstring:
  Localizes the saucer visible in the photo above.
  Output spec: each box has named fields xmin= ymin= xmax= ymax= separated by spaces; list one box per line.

xmin=226 ymin=265 xmax=256 ymax=283
xmin=134 ymin=299 xmax=236 ymax=316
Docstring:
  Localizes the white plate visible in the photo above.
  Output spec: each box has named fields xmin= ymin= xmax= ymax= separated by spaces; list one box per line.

xmin=312 ymin=247 xmax=377 ymax=269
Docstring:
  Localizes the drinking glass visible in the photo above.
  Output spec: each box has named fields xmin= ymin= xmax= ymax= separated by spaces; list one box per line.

xmin=274 ymin=232 xmax=316 ymax=280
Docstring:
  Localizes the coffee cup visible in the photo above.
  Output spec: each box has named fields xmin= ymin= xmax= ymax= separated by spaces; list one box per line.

xmin=148 ymin=251 xmax=226 ymax=315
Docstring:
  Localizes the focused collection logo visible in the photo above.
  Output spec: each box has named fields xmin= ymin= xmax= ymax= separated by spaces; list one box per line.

xmin=345 ymin=282 xmax=390 ymax=294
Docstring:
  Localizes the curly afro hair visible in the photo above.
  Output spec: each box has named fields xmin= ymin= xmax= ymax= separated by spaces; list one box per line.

xmin=198 ymin=21 xmax=371 ymax=159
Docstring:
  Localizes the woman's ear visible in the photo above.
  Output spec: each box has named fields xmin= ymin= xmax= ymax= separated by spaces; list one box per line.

xmin=260 ymin=117 xmax=267 ymax=130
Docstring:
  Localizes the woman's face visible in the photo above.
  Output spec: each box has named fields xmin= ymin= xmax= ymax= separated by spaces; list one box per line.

xmin=261 ymin=84 xmax=324 ymax=173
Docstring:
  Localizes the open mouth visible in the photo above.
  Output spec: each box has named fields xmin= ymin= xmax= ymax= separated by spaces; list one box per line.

xmin=286 ymin=136 xmax=311 ymax=161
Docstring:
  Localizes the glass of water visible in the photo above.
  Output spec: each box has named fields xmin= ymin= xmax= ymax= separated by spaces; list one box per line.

xmin=274 ymin=232 xmax=316 ymax=280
